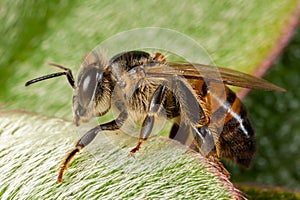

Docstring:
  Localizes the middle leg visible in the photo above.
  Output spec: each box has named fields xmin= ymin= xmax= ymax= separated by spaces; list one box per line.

xmin=129 ymin=83 xmax=166 ymax=156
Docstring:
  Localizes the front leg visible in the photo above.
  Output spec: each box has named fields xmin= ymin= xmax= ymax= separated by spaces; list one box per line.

xmin=57 ymin=111 xmax=128 ymax=183
xmin=130 ymin=84 xmax=166 ymax=156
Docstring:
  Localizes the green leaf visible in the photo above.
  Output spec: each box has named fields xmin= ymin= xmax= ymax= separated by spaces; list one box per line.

xmin=0 ymin=111 xmax=240 ymax=199
xmin=238 ymin=185 xmax=300 ymax=200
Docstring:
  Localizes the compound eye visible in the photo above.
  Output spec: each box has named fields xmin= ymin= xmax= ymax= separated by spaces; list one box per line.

xmin=77 ymin=65 xmax=103 ymax=108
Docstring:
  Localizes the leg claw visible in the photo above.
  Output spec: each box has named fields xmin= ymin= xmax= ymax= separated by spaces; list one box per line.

xmin=128 ymin=148 xmax=138 ymax=158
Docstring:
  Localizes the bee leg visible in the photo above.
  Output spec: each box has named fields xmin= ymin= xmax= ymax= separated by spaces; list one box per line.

xmin=169 ymin=121 xmax=191 ymax=145
xmin=207 ymin=155 xmax=231 ymax=178
xmin=191 ymin=125 xmax=216 ymax=157
xmin=172 ymin=77 xmax=210 ymax=126
xmin=191 ymin=125 xmax=230 ymax=177
xmin=129 ymin=84 xmax=166 ymax=156
xmin=57 ymin=111 xmax=128 ymax=183
xmin=171 ymin=77 xmax=213 ymax=149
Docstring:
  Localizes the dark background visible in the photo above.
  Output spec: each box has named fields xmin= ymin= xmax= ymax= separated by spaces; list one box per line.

xmin=228 ymin=26 xmax=300 ymax=191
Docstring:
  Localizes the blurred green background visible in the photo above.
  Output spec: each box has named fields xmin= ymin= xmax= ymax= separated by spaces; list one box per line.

xmin=0 ymin=0 xmax=300 ymax=196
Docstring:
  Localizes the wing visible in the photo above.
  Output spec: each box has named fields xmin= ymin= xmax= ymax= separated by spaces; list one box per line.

xmin=144 ymin=62 xmax=285 ymax=92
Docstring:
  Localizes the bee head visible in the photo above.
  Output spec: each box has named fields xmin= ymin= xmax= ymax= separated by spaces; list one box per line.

xmin=73 ymin=52 xmax=114 ymax=126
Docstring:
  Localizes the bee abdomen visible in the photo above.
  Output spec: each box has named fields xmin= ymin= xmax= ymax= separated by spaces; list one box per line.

xmin=212 ymin=87 xmax=256 ymax=167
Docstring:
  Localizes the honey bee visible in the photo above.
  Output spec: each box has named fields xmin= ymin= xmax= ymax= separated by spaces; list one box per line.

xmin=25 ymin=50 xmax=285 ymax=183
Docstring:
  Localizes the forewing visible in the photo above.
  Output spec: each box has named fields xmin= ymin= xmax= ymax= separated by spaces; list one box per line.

xmin=144 ymin=62 xmax=285 ymax=92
